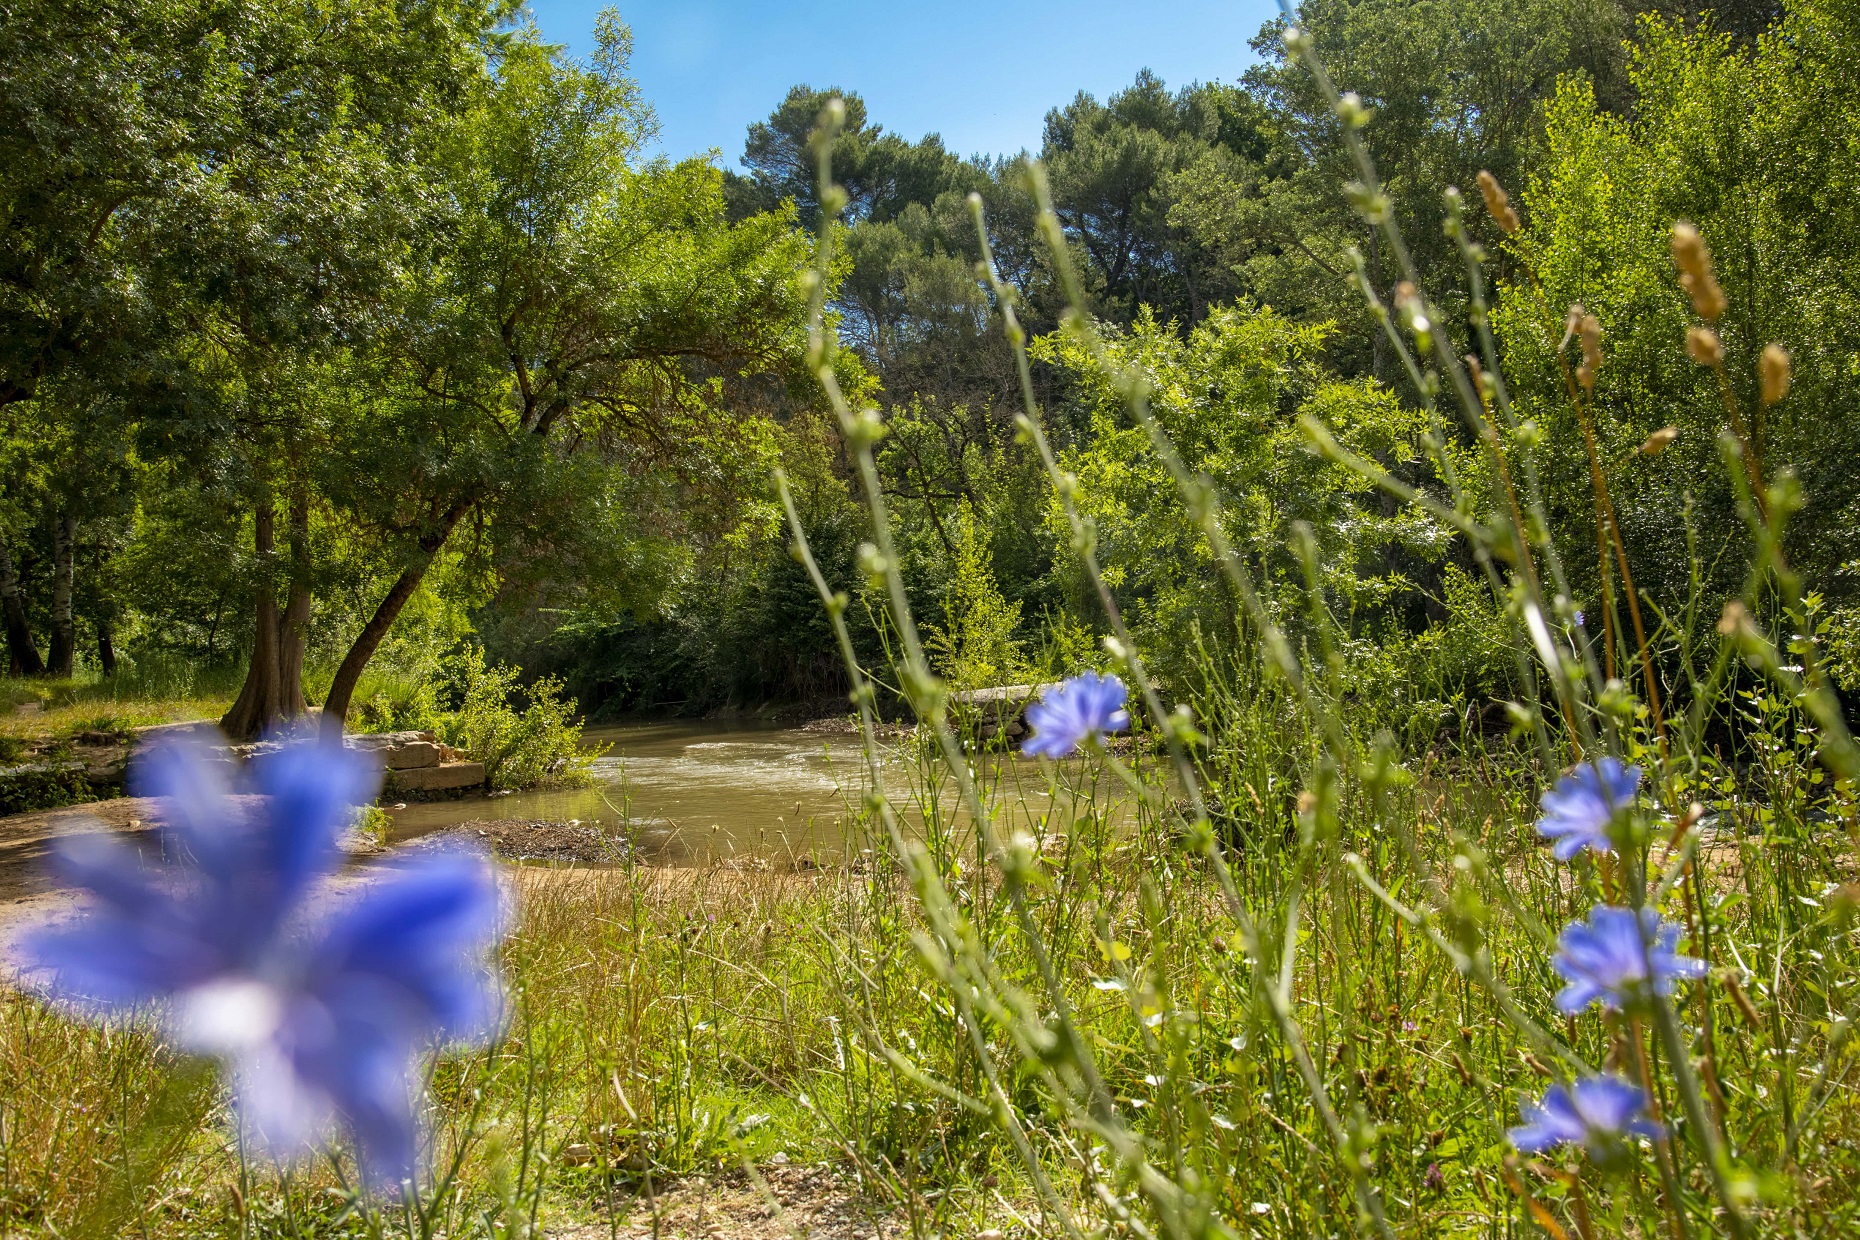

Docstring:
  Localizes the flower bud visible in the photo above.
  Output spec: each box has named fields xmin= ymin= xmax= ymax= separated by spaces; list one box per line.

xmin=1671 ymin=223 xmax=1728 ymax=321
xmin=1335 ymin=92 xmax=1373 ymax=129
xmin=1758 ymin=343 xmax=1790 ymax=406
xmin=1685 ymin=326 xmax=1723 ymax=367
xmin=1394 ymin=281 xmax=1431 ymax=350
xmin=1475 ymin=170 xmax=1519 ymax=234
xmin=1639 ymin=426 xmax=1679 ymax=455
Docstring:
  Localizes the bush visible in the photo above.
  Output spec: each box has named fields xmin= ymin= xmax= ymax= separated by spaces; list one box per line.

xmin=0 ymin=762 xmax=92 ymax=815
xmin=438 ymin=647 xmax=600 ymax=791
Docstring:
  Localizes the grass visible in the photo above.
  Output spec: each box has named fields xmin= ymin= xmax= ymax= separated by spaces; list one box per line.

xmin=0 ymin=726 xmax=1855 ymax=1237
xmin=0 ymin=658 xmax=242 ymax=750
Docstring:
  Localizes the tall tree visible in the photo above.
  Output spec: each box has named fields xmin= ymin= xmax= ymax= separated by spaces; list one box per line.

xmin=316 ymin=17 xmax=820 ymax=734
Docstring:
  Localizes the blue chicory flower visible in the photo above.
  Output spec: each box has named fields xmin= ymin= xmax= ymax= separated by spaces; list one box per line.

xmin=1552 ymin=905 xmax=1706 ymax=1015
xmin=1510 ymin=1074 xmax=1662 ymax=1160
xmin=13 ymin=737 xmax=503 ymax=1188
xmin=1021 ymin=672 xmax=1131 ymax=758
xmin=1536 ymin=757 xmax=1640 ymax=860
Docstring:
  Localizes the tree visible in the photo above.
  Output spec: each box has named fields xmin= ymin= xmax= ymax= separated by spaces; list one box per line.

xmin=1173 ymin=0 xmax=1630 ymax=380
xmin=315 ymin=19 xmax=820 ymax=734
xmin=1497 ymin=1 xmax=1860 ymax=616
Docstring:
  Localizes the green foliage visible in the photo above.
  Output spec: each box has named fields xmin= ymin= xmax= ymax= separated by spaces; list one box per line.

xmin=1500 ymin=3 xmax=1860 ymax=613
xmin=439 ymin=647 xmax=598 ymax=792
xmin=0 ymin=762 xmax=91 ymax=816
xmin=923 ymin=502 xmax=1028 ymax=690
xmin=1032 ymin=304 xmax=1441 ymax=682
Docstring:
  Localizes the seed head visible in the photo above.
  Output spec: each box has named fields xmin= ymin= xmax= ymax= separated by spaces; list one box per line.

xmin=1671 ymin=223 xmax=1728 ymax=321
xmin=1685 ymin=326 xmax=1723 ymax=367
xmin=1577 ymin=314 xmax=1603 ymax=391
xmin=1759 ymin=343 xmax=1790 ymax=405
xmin=1476 ymin=171 xmax=1520 ymax=234
xmin=1639 ymin=426 xmax=1679 ymax=455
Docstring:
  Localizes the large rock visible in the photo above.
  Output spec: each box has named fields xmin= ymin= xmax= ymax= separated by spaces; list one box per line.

xmin=950 ymin=683 xmax=1056 ymax=743
xmin=348 ymin=731 xmax=450 ymax=770
xmin=385 ymin=761 xmax=486 ymax=795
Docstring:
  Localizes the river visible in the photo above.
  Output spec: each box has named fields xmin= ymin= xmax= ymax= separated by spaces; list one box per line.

xmin=384 ymin=718 xmax=1141 ymax=867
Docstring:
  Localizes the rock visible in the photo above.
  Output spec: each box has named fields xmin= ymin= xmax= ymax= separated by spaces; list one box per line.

xmin=131 ymin=721 xmax=221 ymax=744
xmin=383 ymin=741 xmax=445 ymax=770
xmin=348 ymin=731 xmax=447 ymax=769
xmin=952 ymin=682 xmax=1056 ymax=746
xmin=384 ymin=762 xmax=486 ymax=795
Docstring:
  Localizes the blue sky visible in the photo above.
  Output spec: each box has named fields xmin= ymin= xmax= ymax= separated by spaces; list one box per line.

xmin=524 ymin=1 xmax=1281 ymax=167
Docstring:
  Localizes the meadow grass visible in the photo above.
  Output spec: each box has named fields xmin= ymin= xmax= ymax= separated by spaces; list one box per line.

xmin=0 ymin=658 xmax=242 ymax=749
xmin=0 ymin=723 xmax=1853 ymax=1238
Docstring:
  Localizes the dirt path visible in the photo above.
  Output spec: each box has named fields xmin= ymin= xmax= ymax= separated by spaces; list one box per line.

xmin=545 ymin=1163 xmax=910 ymax=1239
xmin=0 ymin=796 xmax=160 ymax=905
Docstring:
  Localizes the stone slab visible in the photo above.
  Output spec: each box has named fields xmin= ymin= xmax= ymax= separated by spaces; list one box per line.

xmin=385 ymin=762 xmax=486 ymax=793
xmin=377 ymin=740 xmax=445 ymax=770
xmin=347 ymin=731 xmax=448 ymax=770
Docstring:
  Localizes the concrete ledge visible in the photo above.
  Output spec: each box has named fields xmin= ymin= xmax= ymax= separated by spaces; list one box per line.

xmin=385 ymin=762 xmax=486 ymax=794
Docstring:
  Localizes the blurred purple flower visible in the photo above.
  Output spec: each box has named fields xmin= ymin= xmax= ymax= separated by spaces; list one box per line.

xmin=13 ymin=738 xmax=503 ymax=1188
xmin=1552 ymin=905 xmax=1705 ymax=1015
xmin=1021 ymin=673 xmax=1130 ymax=758
xmin=1536 ymin=757 xmax=1640 ymax=860
xmin=1510 ymin=1074 xmax=1661 ymax=1159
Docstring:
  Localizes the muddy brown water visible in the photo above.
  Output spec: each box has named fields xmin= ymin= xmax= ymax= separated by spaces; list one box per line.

xmin=386 ymin=718 xmax=1139 ymax=867
xmin=0 ymin=720 xmax=1142 ymax=913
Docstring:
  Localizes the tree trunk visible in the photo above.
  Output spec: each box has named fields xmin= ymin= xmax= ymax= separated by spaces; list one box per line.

xmin=321 ymin=501 xmax=469 ymax=739
xmin=277 ymin=489 xmax=312 ymax=717
xmin=0 ymin=537 xmax=44 ymax=676
xmin=97 ymin=626 xmax=117 ymax=676
xmin=220 ymin=502 xmax=285 ymax=741
xmin=47 ymin=508 xmax=76 ymax=678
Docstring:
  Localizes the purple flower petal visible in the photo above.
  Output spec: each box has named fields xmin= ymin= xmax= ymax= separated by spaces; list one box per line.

xmin=1553 ymin=905 xmax=1704 ymax=1015
xmin=13 ymin=736 xmax=503 ymax=1192
xmin=249 ymin=737 xmax=381 ymax=911
xmin=1510 ymin=1074 xmax=1661 ymax=1159
xmin=1021 ymin=673 xmax=1131 ymax=758
xmin=1536 ymin=758 xmax=1639 ymax=860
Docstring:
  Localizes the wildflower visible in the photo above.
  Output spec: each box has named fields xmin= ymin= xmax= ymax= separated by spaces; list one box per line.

xmin=1536 ymin=757 xmax=1639 ymax=859
xmin=1510 ymin=1075 xmax=1661 ymax=1162
xmin=1639 ymin=426 xmax=1679 ymax=455
xmin=14 ymin=738 xmax=502 ymax=1188
xmin=1576 ymin=313 xmax=1602 ymax=391
xmin=1021 ymin=673 xmax=1130 ymax=758
xmin=1686 ymin=326 xmax=1724 ymax=367
xmin=1552 ymin=905 xmax=1705 ymax=1015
